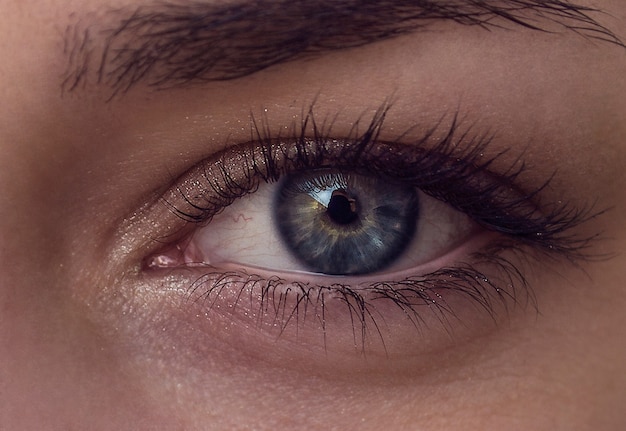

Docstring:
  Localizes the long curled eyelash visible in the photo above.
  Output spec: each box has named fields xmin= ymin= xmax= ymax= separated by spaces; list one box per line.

xmin=166 ymin=104 xmax=597 ymax=257
xmin=154 ymin=104 xmax=602 ymax=348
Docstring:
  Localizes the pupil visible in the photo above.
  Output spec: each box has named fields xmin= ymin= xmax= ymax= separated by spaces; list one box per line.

xmin=327 ymin=189 xmax=358 ymax=225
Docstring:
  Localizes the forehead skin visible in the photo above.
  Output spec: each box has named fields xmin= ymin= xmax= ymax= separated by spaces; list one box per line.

xmin=0 ymin=0 xmax=625 ymax=430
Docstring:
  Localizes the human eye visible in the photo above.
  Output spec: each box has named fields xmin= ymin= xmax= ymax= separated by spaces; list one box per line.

xmin=125 ymin=103 xmax=596 ymax=364
xmin=169 ymin=168 xmax=474 ymax=276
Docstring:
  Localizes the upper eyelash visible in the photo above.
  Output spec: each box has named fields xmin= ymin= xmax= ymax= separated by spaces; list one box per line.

xmin=164 ymin=103 xmax=599 ymax=259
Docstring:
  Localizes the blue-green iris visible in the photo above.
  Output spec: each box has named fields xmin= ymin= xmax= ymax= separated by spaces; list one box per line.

xmin=274 ymin=170 xmax=419 ymax=275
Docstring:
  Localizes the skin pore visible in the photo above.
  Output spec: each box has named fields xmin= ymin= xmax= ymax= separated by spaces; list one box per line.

xmin=0 ymin=0 xmax=625 ymax=430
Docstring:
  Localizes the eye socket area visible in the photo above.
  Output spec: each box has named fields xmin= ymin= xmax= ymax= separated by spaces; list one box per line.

xmin=131 ymin=126 xmax=596 ymax=366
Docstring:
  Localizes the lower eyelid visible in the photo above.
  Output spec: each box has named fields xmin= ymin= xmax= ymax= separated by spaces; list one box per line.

xmin=138 ymin=237 xmax=531 ymax=364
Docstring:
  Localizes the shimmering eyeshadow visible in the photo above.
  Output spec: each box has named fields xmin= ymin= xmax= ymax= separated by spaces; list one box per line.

xmin=274 ymin=170 xmax=419 ymax=275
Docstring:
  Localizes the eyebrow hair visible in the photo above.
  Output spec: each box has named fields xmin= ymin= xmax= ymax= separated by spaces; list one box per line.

xmin=62 ymin=0 xmax=622 ymax=96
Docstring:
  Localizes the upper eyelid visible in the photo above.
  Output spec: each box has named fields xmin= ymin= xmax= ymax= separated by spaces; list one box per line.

xmin=149 ymin=105 xmax=596 ymax=265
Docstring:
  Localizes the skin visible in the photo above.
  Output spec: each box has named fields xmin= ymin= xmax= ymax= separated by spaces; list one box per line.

xmin=0 ymin=0 xmax=625 ymax=430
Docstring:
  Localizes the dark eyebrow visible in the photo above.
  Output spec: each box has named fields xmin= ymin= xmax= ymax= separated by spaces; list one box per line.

xmin=62 ymin=0 xmax=622 ymax=96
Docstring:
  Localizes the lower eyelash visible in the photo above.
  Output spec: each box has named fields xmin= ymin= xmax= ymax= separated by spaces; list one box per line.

xmin=179 ymin=240 xmax=536 ymax=351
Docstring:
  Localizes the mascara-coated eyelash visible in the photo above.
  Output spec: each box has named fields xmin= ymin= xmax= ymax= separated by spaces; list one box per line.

xmin=146 ymin=105 xmax=599 ymax=348
xmin=160 ymin=105 xmax=594 ymax=257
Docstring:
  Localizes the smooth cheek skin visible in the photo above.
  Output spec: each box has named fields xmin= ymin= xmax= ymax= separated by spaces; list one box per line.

xmin=1 ymin=0 xmax=626 ymax=430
